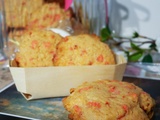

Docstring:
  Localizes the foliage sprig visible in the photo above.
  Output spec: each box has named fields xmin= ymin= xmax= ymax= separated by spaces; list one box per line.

xmin=101 ymin=26 xmax=157 ymax=63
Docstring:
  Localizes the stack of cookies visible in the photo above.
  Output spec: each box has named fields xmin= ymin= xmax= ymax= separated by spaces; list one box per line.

xmin=4 ymin=0 xmax=70 ymax=29
xmin=4 ymin=0 xmax=72 ymax=41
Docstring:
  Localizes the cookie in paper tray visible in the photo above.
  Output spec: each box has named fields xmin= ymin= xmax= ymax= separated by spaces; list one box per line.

xmin=9 ymin=54 xmax=126 ymax=100
xmin=15 ymin=29 xmax=62 ymax=67
xmin=9 ymin=31 xmax=126 ymax=100
xmin=53 ymin=34 xmax=116 ymax=66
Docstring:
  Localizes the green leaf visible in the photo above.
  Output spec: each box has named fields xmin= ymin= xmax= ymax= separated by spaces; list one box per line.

xmin=149 ymin=43 xmax=158 ymax=51
xmin=142 ymin=54 xmax=153 ymax=63
xmin=124 ymin=51 xmax=129 ymax=58
xmin=128 ymin=51 xmax=143 ymax=62
xmin=130 ymin=42 xmax=143 ymax=51
xmin=100 ymin=26 xmax=112 ymax=42
xmin=132 ymin=32 xmax=139 ymax=38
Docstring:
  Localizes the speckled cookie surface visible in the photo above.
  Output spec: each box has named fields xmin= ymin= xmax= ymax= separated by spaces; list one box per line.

xmin=15 ymin=29 xmax=62 ymax=67
xmin=4 ymin=0 xmax=43 ymax=28
xmin=27 ymin=3 xmax=68 ymax=29
xmin=53 ymin=34 xmax=116 ymax=66
xmin=63 ymin=80 xmax=155 ymax=120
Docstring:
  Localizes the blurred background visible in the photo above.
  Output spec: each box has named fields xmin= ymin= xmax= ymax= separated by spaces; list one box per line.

xmin=109 ymin=0 xmax=160 ymax=39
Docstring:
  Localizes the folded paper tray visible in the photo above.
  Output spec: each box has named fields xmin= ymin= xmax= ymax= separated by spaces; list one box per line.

xmin=9 ymin=55 xmax=126 ymax=100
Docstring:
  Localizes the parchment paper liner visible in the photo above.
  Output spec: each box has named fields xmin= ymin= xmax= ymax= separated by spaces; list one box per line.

xmin=9 ymin=55 xmax=126 ymax=100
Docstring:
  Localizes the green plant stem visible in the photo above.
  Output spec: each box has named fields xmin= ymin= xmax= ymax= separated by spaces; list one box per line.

xmin=138 ymin=40 xmax=155 ymax=47
xmin=111 ymin=35 xmax=156 ymax=46
xmin=138 ymin=35 xmax=155 ymax=41
xmin=113 ymin=39 xmax=155 ymax=46
xmin=112 ymin=35 xmax=131 ymax=40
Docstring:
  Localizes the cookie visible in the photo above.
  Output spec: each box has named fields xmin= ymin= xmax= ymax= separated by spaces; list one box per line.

xmin=27 ymin=3 xmax=68 ymax=29
xmin=4 ymin=0 xmax=43 ymax=28
xmin=15 ymin=29 xmax=62 ymax=67
xmin=53 ymin=34 xmax=116 ymax=66
xmin=63 ymin=80 xmax=155 ymax=120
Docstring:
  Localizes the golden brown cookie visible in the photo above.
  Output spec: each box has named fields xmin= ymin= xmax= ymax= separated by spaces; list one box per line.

xmin=53 ymin=34 xmax=116 ymax=66
xmin=27 ymin=3 xmax=69 ymax=29
xmin=4 ymin=0 xmax=43 ymax=28
xmin=63 ymin=80 xmax=155 ymax=120
xmin=15 ymin=29 xmax=62 ymax=67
